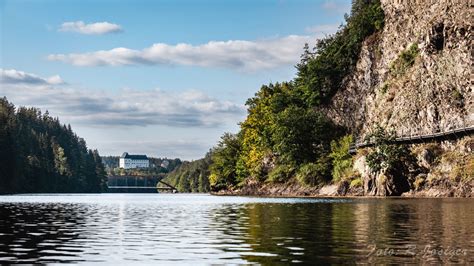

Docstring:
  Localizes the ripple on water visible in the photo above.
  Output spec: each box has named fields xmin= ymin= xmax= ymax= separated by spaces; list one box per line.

xmin=0 ymin=195 xmax=473 ymax=264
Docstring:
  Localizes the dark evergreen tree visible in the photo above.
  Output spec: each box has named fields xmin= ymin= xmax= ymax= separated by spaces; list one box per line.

xmin=0 ymin=97 xmax=108 ymax=194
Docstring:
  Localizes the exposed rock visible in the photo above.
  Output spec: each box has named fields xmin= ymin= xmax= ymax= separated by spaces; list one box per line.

xmin=329 ymin=1 xmax=472 ymax=197
xmin=417 ymin=149 xmax=435 ymax=168
xmin=319 ymin=185 xmax=339 ymax=196
xmin=324 ymin=0 xmax=472 ymax=139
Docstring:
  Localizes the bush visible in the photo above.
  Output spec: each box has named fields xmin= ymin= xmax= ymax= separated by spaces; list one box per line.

xmin=389 ymin=43 xmax=419 ymax=77
xmin=365 ymin=125 xmax=414 ymax=174
xmin=380 ymin=82 xmax=389 ymax=94
xmin=451 ymin=89 xmax=464 ymax=107
xmin=350 ymin=178 xmax=363 ymax=188
xmin=268 ymin=164 xmax=294 ymax=183
xmin=329 ymin=135 xmax=353 ymax=182
xmin=296 ymin=159 xmax=331 ymax=186
xmin=413 ymin=175 xmax=425 ymax=191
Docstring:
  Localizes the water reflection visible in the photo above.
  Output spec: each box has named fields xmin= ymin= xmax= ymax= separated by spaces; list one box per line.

xmin=0 ymin=195 xmax=472 ymax=264
xmin=212 ymin=199 xmax=473 ymax=264
xmin=0 ymin=202 xmax=86 ymax=263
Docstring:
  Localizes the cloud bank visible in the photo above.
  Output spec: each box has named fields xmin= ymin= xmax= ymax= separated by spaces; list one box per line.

xmin=47 ymin=35 xmax=314 ymax=71
xmin=1 ymin=69 xmax=244 ymax=128
xmin=96 ymin=139 xmax=211 ymax=159
xmin=59 ymin=21 xmax=123 ymax=35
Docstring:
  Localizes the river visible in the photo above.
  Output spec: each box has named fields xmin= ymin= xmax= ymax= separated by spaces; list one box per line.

xmin=0 ymin=194 xmax=472 ymax=264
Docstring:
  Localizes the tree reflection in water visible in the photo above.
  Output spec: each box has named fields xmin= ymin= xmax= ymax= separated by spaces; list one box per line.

xmin=211 ymin=199 xmax=473 ymax=264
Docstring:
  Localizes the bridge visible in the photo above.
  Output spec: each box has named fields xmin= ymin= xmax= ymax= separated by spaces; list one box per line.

xmin=349 ymin=125 xmax=474 ymax=154
xmin=107 ymin=175 xmax=178 ymax=193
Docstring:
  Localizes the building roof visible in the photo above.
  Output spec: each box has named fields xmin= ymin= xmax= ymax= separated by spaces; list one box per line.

xmin=120 ymin=152 xmax=148 ymax=160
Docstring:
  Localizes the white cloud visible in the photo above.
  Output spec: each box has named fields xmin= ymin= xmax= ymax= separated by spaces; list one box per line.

xmin=0 ymin=68 xmax=64 ymax=85
xmin=321 ymin=0 xmax=351 ymax=13
xmin=1 ymin=69 xmax=244 ymax=128
xmin=59 ymin=21 xmax=123 ymax=35
xmin=47 ymin=35 xmax=314 ymax=71
xmin=46 ymin=75 xmax=64 ymax=85
xmin=305 ymin=24 xmax=341 ymax=35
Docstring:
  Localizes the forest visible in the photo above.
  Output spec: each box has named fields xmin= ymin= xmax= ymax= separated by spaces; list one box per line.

xmin=164 ymin=152 xmax=211 ymax=193
xmin=190 ymin=0 xmax=386 ymax=192
xmin=0 ymin=97 xmax=107 ymax=194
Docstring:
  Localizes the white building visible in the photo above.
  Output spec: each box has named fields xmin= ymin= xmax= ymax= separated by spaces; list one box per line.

xmin=119 ymin=152 xmax=149 ymax=169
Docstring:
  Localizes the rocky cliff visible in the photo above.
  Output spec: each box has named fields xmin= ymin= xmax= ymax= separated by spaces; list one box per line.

xmin=326 ymin=0 xmax=472 ymax=138
xmin=324 ymin=0 xmax=473 ymax=197
xmin=213 ymin=0 xmax=472 ymax=198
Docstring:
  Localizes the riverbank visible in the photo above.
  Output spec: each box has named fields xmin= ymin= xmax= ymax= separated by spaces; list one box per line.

xmin=213 ymin=177 xmax=474 ymax=198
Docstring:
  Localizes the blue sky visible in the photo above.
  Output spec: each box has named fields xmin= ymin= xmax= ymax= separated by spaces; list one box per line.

xmin=0 ymin=0 xmax=350 ymax=160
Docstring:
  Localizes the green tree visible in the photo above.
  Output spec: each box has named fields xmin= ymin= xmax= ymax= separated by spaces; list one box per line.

xmin=295 ymin=0 xmax=384 ymax=105
xmin=209 ymin=133 xmax=242 ymax=191
xmin=273 ymin=106 xmax=333 ymax=165
xmin=52 ymin=140 xmax=70 ymax=176
xmin=365 ymin=126 xmax=413 ymax=175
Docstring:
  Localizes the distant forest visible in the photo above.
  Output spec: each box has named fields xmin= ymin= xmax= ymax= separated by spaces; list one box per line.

xmin=0 ymin=97 xmax=107 ymax=194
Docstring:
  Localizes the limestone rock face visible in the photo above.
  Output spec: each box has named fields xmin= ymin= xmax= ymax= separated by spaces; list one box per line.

xmin=325 ymin=0 xmax=472 ymax=140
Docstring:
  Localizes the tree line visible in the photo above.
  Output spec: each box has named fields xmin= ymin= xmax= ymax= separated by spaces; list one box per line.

xmin=0 ymin=97 xmax=107 ymax=194
xmin=164 ymin=152 xmax=211 ymax=193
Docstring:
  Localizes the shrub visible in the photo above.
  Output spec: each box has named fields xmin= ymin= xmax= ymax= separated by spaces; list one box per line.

xmin=465 ymin=156 xmax=474 ymax=181
xmin=451 ymin=89 xmax=464 ymax=107
xmin=296 ymin=159 xmax=331 ymax=186
xmin=414 ymin=175 xmax=425 ymax=191
xmin=380 ymin=82 xmax=389 ymax=94
xmin=268 ymin=164 xmax=294 ymax=183
xmin=389 ymin=43 xmax=420 ymax=77
xmin=350 ymin=178 xmax=363 ymax=188
xmin=365 ymin=125 xmax=415 ymax=175
xmin=450 ymin=153 xmax=474 ymax=181
xmin=329 ymin=135 xmax=354 ymax=182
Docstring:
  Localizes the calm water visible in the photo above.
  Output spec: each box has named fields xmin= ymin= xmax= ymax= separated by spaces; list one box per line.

xmin=0 ymin=194 xmax=472 ymax=264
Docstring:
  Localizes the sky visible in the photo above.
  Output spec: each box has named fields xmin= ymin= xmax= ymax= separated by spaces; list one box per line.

xmin=0 ymin=0 xmax=350 ymax=160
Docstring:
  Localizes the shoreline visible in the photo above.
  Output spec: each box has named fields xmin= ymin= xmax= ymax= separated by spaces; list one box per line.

xmin=211 ymin=192 xmax=472 ymax=199
xmin=210 ymin=179 xmax=473 ymax=198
